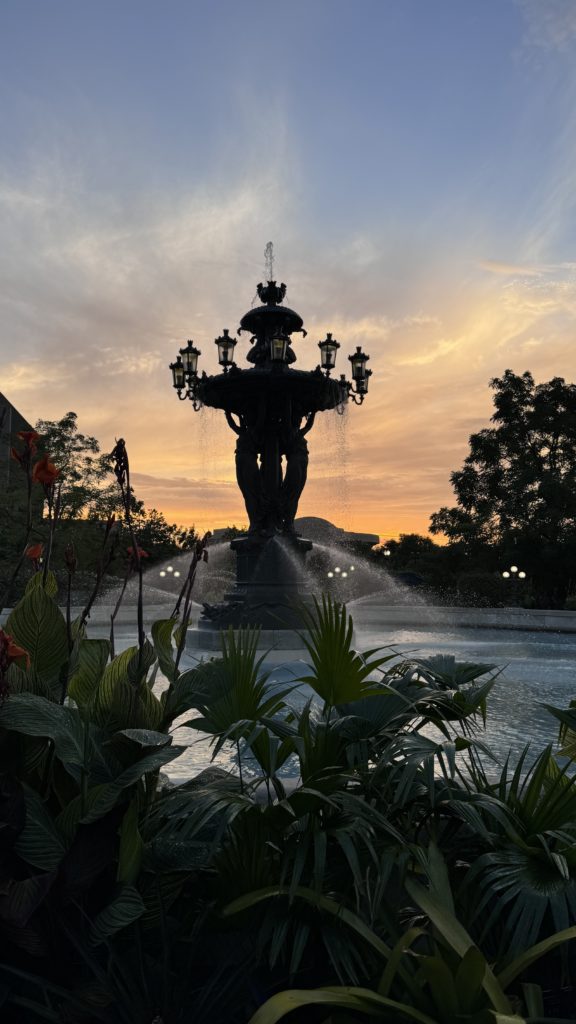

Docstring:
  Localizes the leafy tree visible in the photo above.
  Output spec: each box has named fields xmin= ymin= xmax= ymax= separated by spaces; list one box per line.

xmin=430 ymin=370 xmax=576 ymax=605
xmin=34 ymin=411 xmax=110 ymax=519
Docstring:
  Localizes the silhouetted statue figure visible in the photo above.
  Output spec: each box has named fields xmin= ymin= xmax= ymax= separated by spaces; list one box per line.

xmin=226 ymin=396 xmax=314 ymax=536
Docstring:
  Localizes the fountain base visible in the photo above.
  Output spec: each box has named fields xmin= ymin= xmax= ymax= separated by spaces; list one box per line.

xmin=196 ymin=533 xmax=315 ymax=632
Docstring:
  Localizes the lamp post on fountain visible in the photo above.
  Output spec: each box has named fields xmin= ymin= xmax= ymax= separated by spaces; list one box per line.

xmin=169 ymin=275 xmax=373 ymax=636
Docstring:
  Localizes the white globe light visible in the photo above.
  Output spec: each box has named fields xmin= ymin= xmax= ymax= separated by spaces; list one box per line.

xmin=159 ymin=571 xmax=166 ymax=578
xmin=510 ymin=565 xmax=518 ymax=573
xmin=349 ymin=565 xmax=355 ymax=571
xmin=502 ymin=571 xmax=510 ymax=578
xmin=518 ymin=571 xmax=526 ymax=579
xmin=334 ymin=567 xmax=341 ymax=573
xmin=174 ymin=570 xmax=181 ymax=578
xmin=327 ymin=571 xmax=334 ymax=578
xmin=341 ymin=572 xmax=348 ymax=578
xmin=167 ymin=566 xmax=174 ymax=573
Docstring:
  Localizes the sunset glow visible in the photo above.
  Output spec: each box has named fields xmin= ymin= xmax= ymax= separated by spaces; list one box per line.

xmin=2 ymin=1 xmax=576 ymax=540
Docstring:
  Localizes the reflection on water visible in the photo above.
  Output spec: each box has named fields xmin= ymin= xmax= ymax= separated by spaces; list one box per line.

xmin=107 ymin=612 xmax=576 ymax=780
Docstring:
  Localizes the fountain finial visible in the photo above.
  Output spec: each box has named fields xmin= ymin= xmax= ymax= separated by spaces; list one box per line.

xmin=257 ymin=280 xmax=287 ymax=306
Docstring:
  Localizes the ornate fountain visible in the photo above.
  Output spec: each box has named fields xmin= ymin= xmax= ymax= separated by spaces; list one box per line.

xmin=169 ymin=274 xmax=372 ymax=637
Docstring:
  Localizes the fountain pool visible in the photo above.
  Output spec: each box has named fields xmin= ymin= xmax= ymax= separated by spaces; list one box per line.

xmin=104 ymin=602 xmax=576 ymax=782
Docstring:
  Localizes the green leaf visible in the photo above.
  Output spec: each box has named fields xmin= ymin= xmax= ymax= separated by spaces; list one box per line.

xmin=497 ymin=925 xmax=576 ymax=989
xmin=151 ymin=617 xmax=179 ymax=682
xmin=80 ymin=743 xmax=185 ymax=823
xmin=405 ymin=878 xmax=511 ymax=1014
xmin=223 ymin=885 xmax=392 ymax=961
xmin=68 ymin=639 xmax=110 ymax=707
xmin=93 ymin=645 xmax=162 ymax=731
xmin=419 ymin=956 xmax=458 ymax=1017
xmin=126 ymin=639 xmax=157 ymax=685
xmin=117 ymin=798 xmax=143 ymax=884
xmin=0 ymin=693 xmax=85 ymax=769
xmin=247 ymin=987 xmax=439 ymax=1024
xmin=25 ymin=570 xmax=58 ymax=599
xmin=6 ymin=586 xmax=68 ymax=683
xmin=55 ymin=786 xmax=110 ymax=840
xmin=455 ymin=946 xmax=486 ymax=1013
xmin=0 ymin=872 xmax=56 ymax=928
xmin=90 ymin=885 xmax=145 ymax=945
xmin=14 ymin=786 xmax=67 ymax=870
xmin=298 ymin=595 xmax=391 ymax=708
xmin=160 ymin=661 xmax=220 ymax=725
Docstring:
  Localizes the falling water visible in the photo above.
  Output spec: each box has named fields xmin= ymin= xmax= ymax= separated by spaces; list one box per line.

xmin=313 ymin=409 xmax=351 ymax=529
xmin=306 ymin=540 xmax=427 ymax=606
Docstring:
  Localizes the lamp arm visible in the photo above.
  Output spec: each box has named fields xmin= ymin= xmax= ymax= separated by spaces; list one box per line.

xmin=301 ymin=412 xmax=316 ymax=436
xmin=225 ymin=411 xmax=242 ymax=435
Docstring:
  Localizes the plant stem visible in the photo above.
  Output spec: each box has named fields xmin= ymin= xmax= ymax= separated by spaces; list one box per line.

xmin=0 ymin=466 xmax=34 ymax=613
xmin=109 ymin=566 xmax=132 ymax=659
xmin=237 ymin=737 xmax=244 ymax=793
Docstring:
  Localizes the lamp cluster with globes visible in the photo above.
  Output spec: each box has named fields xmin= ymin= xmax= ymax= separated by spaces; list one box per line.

xmin=170 ymin=328 xmax=372 ymax=410
xmin=159 ymin=564 xmax=181 ymax=580
xmin=326 ymin=564 xmax=356 ymax=581
xmin=502 ymin=565 xmax=526 ymax=580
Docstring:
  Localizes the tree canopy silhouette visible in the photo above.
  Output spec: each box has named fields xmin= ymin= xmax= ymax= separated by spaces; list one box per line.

xmin=431 ymin=370 xmax=576 ymax=547
xmin=430 ymin=370 xmax=576 ymax=604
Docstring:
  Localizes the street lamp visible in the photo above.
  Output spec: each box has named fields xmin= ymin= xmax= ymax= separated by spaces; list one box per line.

xmin=347 ymin=346 xmax=372 ymax=404
xmin=215 ymin=329 xmax=237 ymax=371
xmin=502 ymin=565 xmax=527 ymax=604
xmin=270 ymin=333 xmax=289 ymax=363
xmin=170 ymin=340 xmax=202 ymax=409
xmin=318 ymin=332 xmax=340 ymax=375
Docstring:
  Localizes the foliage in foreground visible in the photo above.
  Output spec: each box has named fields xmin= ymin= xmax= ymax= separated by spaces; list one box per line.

xmin=0 ymin=588 xmax=575 ymax=1023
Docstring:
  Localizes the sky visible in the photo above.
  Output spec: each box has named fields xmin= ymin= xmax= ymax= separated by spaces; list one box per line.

xmin=1 ymin=0 xmax=576 ymax=539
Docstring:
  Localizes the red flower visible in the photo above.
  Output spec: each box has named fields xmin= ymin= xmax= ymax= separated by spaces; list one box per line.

xmin=0 ymin=629 xmax=30 ymax=699
xmin=32 ymin=455 xmax=61 ymax=486
xmin=127 ymin=546 xmax=149 ymax=559
xmin=25 ymin=543 xmax=44 ymax=561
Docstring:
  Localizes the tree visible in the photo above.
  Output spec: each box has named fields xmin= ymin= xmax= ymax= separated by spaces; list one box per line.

xmin=430 ymin=370 xmax=576 ymax=605
xmin=34 ymin=411 xmax=110 ymax=519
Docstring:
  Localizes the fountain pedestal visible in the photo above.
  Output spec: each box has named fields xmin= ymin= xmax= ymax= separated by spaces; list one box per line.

xmin=186 ymin=534 xmax=315 ymax=651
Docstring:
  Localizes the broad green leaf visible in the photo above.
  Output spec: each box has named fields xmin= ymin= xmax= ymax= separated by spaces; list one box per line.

xmin=25 ymin=570 xmax=58 ymax=599
xmin=117 ymin=798 xmax=143 ymax=884
xmin=497 ymin=925 xmax=576 ymax=989
xmin=6 ymin=586 xmax=68 ymax=683
xmin=405 ymin=879 xmax=511 ymax=1014
xmin=455 ymin=946 xmax=486 ymax=1013
xmin=55 ymin=785 xmax=110 ymax=840
xmin=80 ymin=743 xmax=186 ymax=823
xmin=0 ymin=872 xmax=56 ymax=927
xmin=127 ymin=639 xmax=157 ymax=685
xmin=151 ymin=617 xmax=179 ymax=682
xmin=68 ymin=638 xmax=110 ymax=707
xmin=160 ymin=661 xmax=220 ymax=725
xmin=90 ymin=885 xmax=145 ymax=945
xmin=14 ymin=786 xmax=67 ymax=870
xmin=426 ymin=841 xmax=455 ymax=917
xmin=223 ymin=885 xmax=392 ymax=961
xmin=94 ymin=645 xmax=162 ymax=731
xmin=107 ymin=728 xmax=172 ymax=755
xmin=0 ymin=693 xmax=85 ymax=769
xmin=248 ymin=987 xmax=439 ymax=1024
xmin=419 ymin=956 xmax=458 ymax=1017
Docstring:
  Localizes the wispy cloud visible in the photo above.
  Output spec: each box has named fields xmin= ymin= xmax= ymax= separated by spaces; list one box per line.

xmin=516 ymin=0 xmax=576 ymax=52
